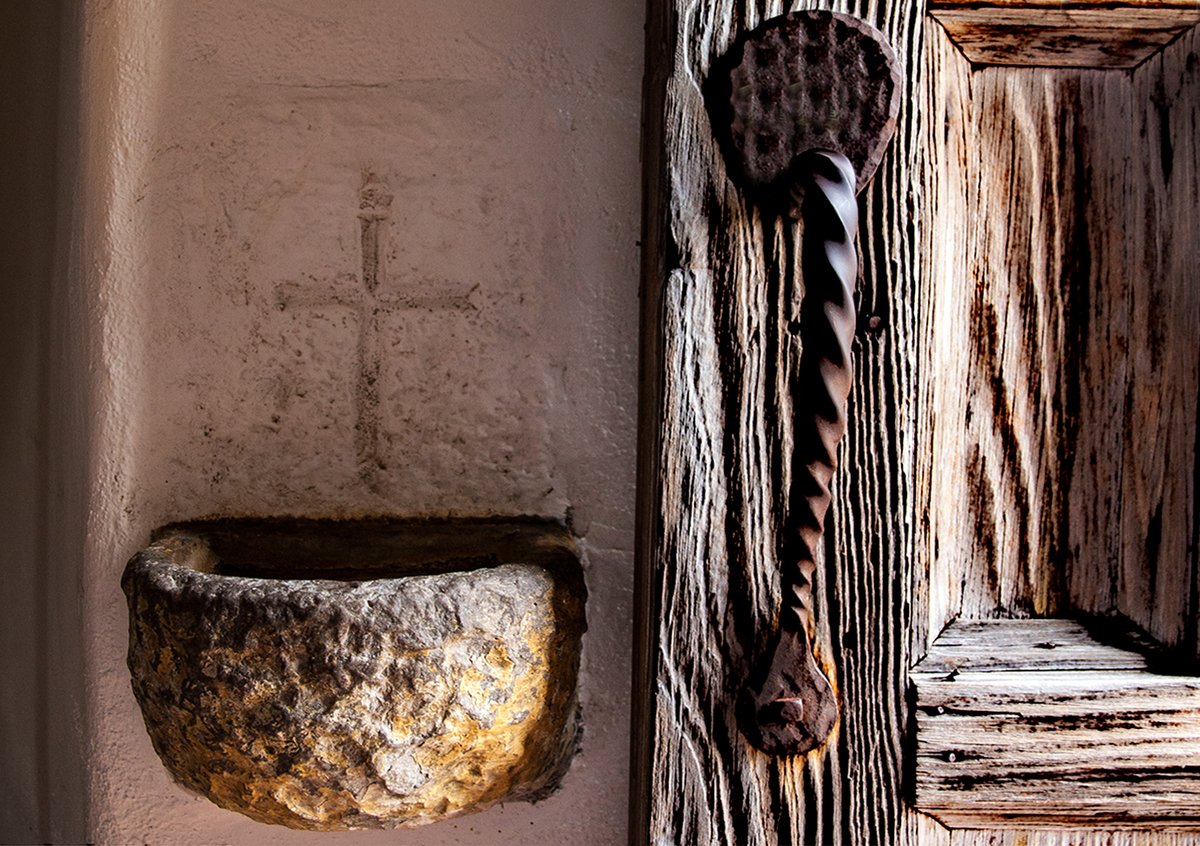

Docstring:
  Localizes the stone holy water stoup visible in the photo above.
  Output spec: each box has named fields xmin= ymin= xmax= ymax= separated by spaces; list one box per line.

xmin=705 ymin=11 xmax=901 ymax=756
xmin=122 ymin=518 xmax=586 ymax=830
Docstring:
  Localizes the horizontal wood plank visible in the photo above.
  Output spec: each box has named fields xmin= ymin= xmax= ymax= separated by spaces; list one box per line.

xmin=929 ymin=2 xmax=1199 ymax=67
xmin=935 ymin=0 xmax=1197 ymax=6
xmin=913 ymin=619 xmax=1200 ymax=829
xmin=950 ymin=831 xmax=1200 ymax=845
xmin=918 ymin=619 xmax=1147 ymax=674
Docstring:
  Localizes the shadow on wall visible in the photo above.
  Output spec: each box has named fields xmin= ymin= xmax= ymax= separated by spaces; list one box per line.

xmin=0 ymin=0 xmax=89 ymax=843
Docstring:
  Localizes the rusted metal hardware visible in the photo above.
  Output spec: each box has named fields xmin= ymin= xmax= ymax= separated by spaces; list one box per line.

xmin=706 ymin=10 xmax=901 ymax=757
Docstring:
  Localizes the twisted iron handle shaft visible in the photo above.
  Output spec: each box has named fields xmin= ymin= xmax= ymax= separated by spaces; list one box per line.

xmin=741 ymin=150 xmax=858 ymax=756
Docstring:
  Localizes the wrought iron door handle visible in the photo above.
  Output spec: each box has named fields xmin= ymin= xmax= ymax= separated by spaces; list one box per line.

xmin=706 ymin=11 xmax=901 ymax=756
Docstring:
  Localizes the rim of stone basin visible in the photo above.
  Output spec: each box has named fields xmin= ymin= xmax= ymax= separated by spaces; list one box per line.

xmin=147 ymin=514 xmax=585 ymax=582
xmin=122 ymin=516 xmax=587 ymax=831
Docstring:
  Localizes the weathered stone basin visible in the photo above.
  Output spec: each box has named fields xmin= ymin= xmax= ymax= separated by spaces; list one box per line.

xmin=121 ymin=517 xmax=586 ymax=830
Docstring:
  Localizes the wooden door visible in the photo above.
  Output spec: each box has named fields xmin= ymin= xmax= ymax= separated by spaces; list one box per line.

xmin=632 ymin=2 xmax=1200 ymax=843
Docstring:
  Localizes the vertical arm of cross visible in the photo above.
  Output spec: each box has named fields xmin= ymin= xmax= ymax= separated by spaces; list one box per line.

xmin=352 ymin=177 xmax=394 ymax=489
xmin=359 ymin=178 xmax=393 ymax=294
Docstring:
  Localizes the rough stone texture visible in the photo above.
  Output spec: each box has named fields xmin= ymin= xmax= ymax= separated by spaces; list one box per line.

xmin=121 ymin=519 xmax=586 ymax=830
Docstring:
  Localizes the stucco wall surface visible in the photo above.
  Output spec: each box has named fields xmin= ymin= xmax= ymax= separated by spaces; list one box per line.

xmin=82 ymin=1 xmax=642 ymax=842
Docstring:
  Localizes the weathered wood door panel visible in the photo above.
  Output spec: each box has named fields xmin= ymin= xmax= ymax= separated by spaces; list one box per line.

xmin=921 ymin=17 xmax=1200 ymax=667
xmin=634 ymin=1 xmax=928 ymax=842
xmin=634 ymin=0 xmax=1200 ymax=843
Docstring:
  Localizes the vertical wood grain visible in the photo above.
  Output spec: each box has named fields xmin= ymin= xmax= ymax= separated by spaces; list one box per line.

xmin=634 ymin=1 xmax=929 ymax=842
xmin=922 ymin=49 xmax=1127 ymax=639
xmin=636 ymin=1 xmax=1199 ymax=842
xmin=1116 ymin=26 xmax=1200 ymax=661
xmin=918 ymin=21 xmax=978 ymax=653
xmin=915 ymin=18 xmax=1200 ymax=846
xmin=921 ymin=21 xmax=1199 ymax=660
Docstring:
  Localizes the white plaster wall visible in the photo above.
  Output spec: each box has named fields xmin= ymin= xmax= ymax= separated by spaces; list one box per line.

xmin=82 ymin=1 xmax=642 ymax=842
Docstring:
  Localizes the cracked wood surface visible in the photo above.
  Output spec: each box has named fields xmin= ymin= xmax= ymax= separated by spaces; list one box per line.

xmin=634 ymin=1 xmax=927 ymax=842
xmin=913 ymin=620 xmax=1200 ymax=830
xmin=635 ymin=0 xmax=1199 ymax=842
xmin=921 ymin=23 xmax=1200 ymax=663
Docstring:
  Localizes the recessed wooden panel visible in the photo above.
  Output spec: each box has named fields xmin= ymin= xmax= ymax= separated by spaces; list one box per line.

xmin=913 ymin=619 xmax=1200 ymax=829
xmin=920 ymin=24 xmax=1200 ymax=662
xmin=929 ymin=1 xmax=1200 ymax=68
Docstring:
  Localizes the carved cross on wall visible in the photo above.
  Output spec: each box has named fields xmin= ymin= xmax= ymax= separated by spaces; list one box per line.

xmin=275 ymin=174 xmax=478 ymax=493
